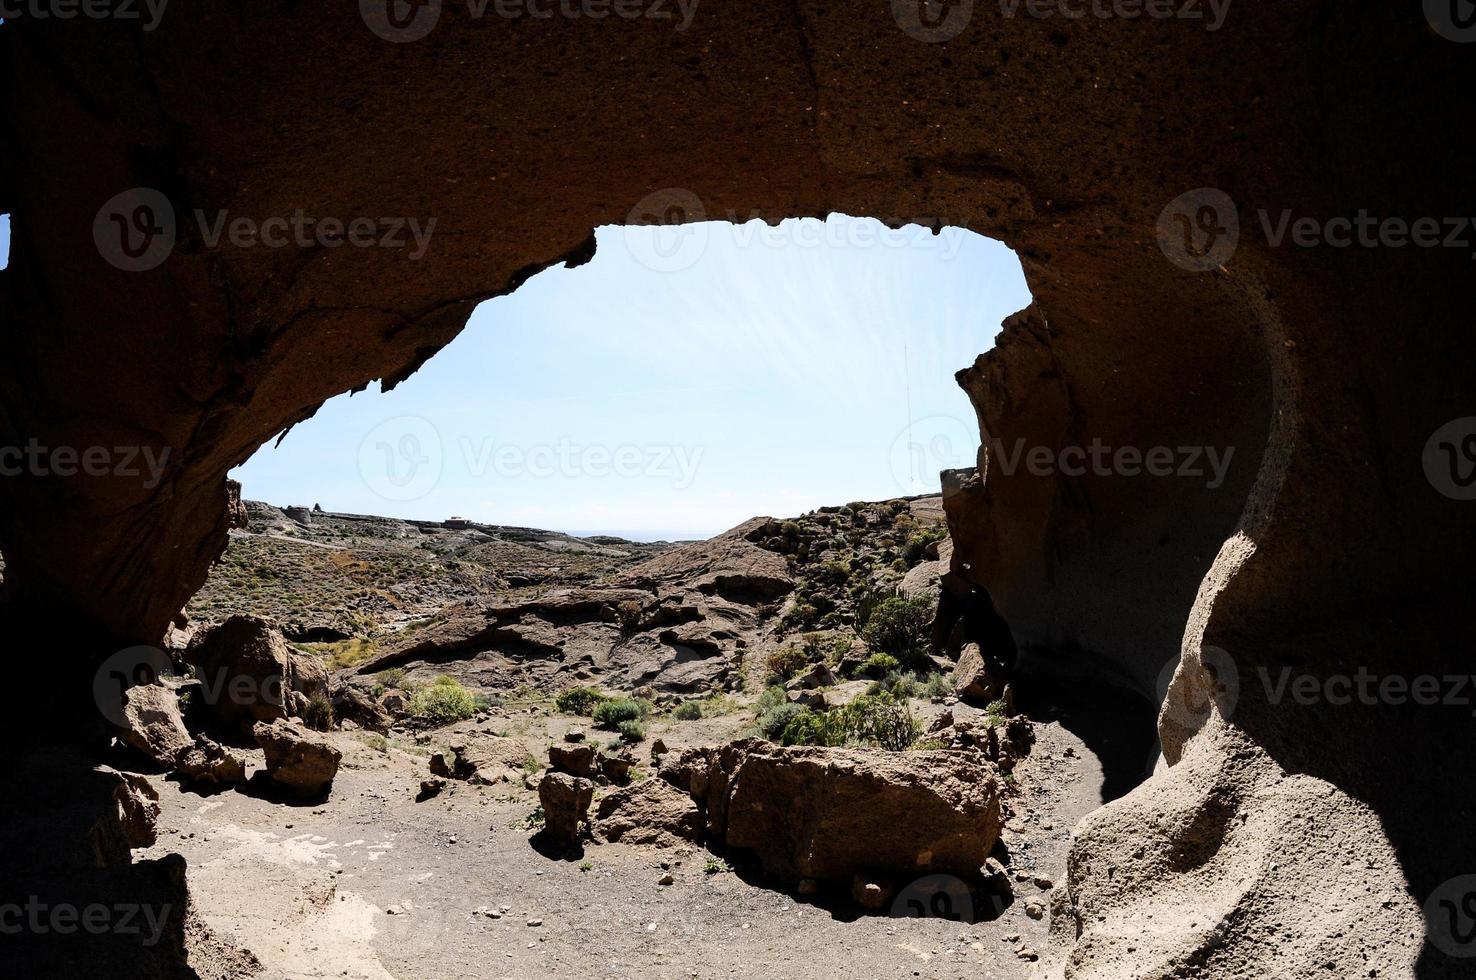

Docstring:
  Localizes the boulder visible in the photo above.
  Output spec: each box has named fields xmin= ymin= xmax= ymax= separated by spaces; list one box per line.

xmin=952 ymin=643 xmax=1005 ymax=705
xmin=787 ymin=662 xmax=837 ymax=690
xmin=594 ymin=778 xmax=703 ymax=847
xmin=785 ymin=687 xmax=828 ymax=710
xmin=187 ymin=615 xmax=326 ymax=731
xmin=600 ymin=748 xmax=636 ymax=786
xmin=116 ymin=683 xmax=192 ymax=767
xmin=690 ymin=739 xmax=1000 ymax=887
xmin=252 ymin=720 xmax=341 ymax=798
xmin=173 ymin=736 xmax=249 ymax=787
xmin=332 ymin=685 xmax=392 ymax=732
xmin=548 ymin=742 xmax=598 ymax=778
xmin=107 ymin=769 xmax=161 ymax=849
xmin=537 ymin=771 xmax=593 ymax=848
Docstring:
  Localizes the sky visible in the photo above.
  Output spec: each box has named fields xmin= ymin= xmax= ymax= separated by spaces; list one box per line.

xmin=1 ymin=213 xmax=9 ymax=269
xmin=223 ymin=215 xmax=1029 ymax=539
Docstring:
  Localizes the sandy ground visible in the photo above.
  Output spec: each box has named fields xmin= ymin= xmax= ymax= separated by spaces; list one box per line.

xmin=137 ymin=703 xmax=1116 ymax=980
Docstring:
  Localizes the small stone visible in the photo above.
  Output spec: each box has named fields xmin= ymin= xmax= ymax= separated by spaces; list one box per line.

xmin=564 ymin=729 xmax=585 ymax=743
xmin=1016 ymin=946 xmax=1039 ymax=961
xmin=526 ymin=918 xmax=542 ymax=927
xmin=1035 ymin=876 xmax=1054 ymax=890
xmin=1024 ymin=900 xmax=1046 ymax=920
xmin=658 ymin=873 xmax=674 ymax=886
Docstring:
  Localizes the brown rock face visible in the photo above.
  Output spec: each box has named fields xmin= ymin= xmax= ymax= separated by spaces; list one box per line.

xmin=173 ymin=736 xmax=249 ymax=788
xmin=116 ymin=682 xmax=192 ymax=767
xmin=1 ymin=7 xmax=1470 ymax=976
xmin=186 ymin=615 xmax=324 ymax=732
xmin=251 ymin=720 xmax=341 ymax=798
xmin=594 ymin=778 xmax=703 ymax=848
xmin=537 ymin=771 xmax=594 ymax=849
xmin=689 ymin=740 xmax=1000 ymax=888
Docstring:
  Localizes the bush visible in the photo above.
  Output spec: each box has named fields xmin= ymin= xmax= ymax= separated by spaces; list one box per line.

xmin=757 ymin=701 xmax=809 ymax=741
xmin=302 ymin=693 xmax=335 ymax=732
xmin=764 ymin=645 xmax=809 ymax=681
xmin=593 ymin=697 xmax=650 ymax=730
xmin=860 ymin=652 xmax=900 ymax=678
xmin=409 ymin=676 xmax=480 ymax=726
xmin=376 ymin=668 xmax=407 ymax=689
xmin=616 ymin=719 xmax=646 ymax=743
xmin=673 ymin=700 xmax=703 ymax=721
xmin=902 ymin=525 xmax=949 ymax=567
xmin=555 ymin=686 xmax=609 ymax=716
xmin=778 ymin=694 xmax=920 ymax=752
xmin=860 ymin=596 xmax=934 ymax=668
xmin=755 ymin=684 xmax=787 ymax=715
xmin=868 ymin=670 xmax=919 ymax=701
xmin=922 ymin=672 xmax=952 ymax=701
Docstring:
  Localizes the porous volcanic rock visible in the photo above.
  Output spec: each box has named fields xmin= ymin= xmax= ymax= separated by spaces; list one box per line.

xmin=594 ymin=777 xmax=703 ymax=848
xmin=538 ymin=771 xmax=594 ymax=849
xmin=186 ymin=616 xmax=325 ymax=732
xmin=116 ymin=683 xmax=193 ymax=768
xmin=252 ymin=720 xmax=341 ymax=798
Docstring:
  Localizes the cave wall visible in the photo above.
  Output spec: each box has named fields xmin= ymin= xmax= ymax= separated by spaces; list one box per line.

xmin=2 ymin=3 xmax=1471 ymax=976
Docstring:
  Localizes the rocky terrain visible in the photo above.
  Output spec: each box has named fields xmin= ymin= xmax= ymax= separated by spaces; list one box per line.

xmin=91 ymin=493 xmax=1153 ymax=978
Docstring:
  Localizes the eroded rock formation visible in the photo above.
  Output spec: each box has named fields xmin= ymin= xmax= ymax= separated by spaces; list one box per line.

xmin=1 ymin=5 xmax=1470 ymax=977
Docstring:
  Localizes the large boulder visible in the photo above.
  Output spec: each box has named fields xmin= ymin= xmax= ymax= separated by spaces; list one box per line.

xmin=951 ymin=643 xmax=1005 ymax=705
xmin=537 ymin=771 xmax=593 ymax=849
xmin=116 ymin=683 xmax=193 ymax=767
xmin=687 ymin=739 xmax=1000 ymax=888
xmin=548 ymin=741 xmax=599 ymax=779
xmin=186 ymin=615 xmax=326 ymax=732
xmin=594 ymin=777 xmax=703 ymax=848
xmin=174 ymin=736 xmax=249 ymax=788
xmin=252 ymin=720 xmax=341 ymax=798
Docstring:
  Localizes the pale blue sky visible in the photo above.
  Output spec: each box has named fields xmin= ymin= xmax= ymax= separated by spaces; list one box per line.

xmin=227 ymin=215 xmax=1028 ymax=539
xmin=1 ymin=213 xmax=9 ymax=269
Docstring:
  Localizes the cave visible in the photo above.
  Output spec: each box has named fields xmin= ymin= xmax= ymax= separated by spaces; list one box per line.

xmin=1 ymin=4 xmax=1471 ymax=978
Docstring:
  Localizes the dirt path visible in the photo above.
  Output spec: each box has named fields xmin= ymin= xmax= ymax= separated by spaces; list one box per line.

xmin=139 ymin=706 xmax=1118 ymax=979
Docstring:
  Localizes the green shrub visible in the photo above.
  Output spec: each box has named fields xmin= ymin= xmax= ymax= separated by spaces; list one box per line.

xmin=758 ymin=701 xmax=809 ymax=741
xmin=902 ymin=525 xmax=949 ymax=567
xmin=302 ymin=693 xmax=335 ymax=732
xmin=764 ymin=645 xmax=809 ymax=681
xmin=409 ymin=677 xmax=480 ymax=726
xmin=860 ymin=595 xmax=934 ymax=668
xmin=868 ymin=670 xmax=920 ymax=701
xmin=778 ymin=694 xmax=920 ymax=752
xmin=616 ymin=719 xmax=646 ymax=743
xmin=593 ymin=697 xmax=650 ymax=730
xmin=860 ymin=652 xmax=900 ymax=678
xmin=376 ymin=668 xmax=407 ymax=689
xmin=755 ymin=684 xmax=787 ymax=715
xmin=673 ymin=700 xmax=703 ymax=721
xmin=922 ymin=672 xmax=952 ymax=700
xmin=555 ymin=686 xmax=609 ymax=716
